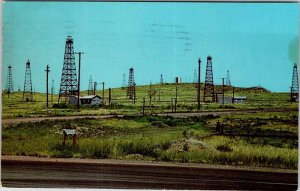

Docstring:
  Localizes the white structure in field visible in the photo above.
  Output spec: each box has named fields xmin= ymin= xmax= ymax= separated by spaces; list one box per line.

xmin=217 ymin=96 xmax=247 ymax=104
xmin=69 ymin=95 xmax=102 ymax=106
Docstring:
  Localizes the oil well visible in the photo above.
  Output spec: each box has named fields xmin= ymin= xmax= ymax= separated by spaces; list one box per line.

xmin=203 ymin=56 xmax=215 ymax=102
xmin=5 ymin=65 xmax=14 ymax=96
xmin=127 ymin=67 xmax=136 ymax=101
xmin=58 ymin=36 xmax=78 ymax=103
xmin=23 ymin=60 xmax=33 ymax=102
xmin=290 ymin=63 xmax=299 ymax=102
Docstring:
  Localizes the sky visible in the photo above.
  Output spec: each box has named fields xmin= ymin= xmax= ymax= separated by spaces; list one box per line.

xmin=2 ymin=2 xmax=299 ymax=93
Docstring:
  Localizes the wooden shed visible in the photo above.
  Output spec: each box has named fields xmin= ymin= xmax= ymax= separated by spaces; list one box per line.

xmin=69 ymin=95 xmax=102 ymax=106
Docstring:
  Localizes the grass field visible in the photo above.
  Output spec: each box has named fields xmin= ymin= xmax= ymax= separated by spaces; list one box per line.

xmin=2 ymin=83 xmax=298 ymax=119
xmin=2 ymin=111 xmax=298 ymax=169
xmin=2 ymin=84 xmax=298 ymax=169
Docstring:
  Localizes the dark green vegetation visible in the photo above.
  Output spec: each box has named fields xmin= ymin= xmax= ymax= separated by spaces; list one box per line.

xmin=2 ymin=111 xmax=298 ymax=169
xmin=2 ymin=83 xmax=298 ymax=119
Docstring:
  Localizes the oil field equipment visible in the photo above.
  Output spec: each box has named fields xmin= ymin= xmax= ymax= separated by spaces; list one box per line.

xmin=203 ymin=56 xmax=215 ymax=102
xmin=23 ymin=60 xmax=33 ymax=101
xmin=58 ymin=36 xmax=78 ymax=102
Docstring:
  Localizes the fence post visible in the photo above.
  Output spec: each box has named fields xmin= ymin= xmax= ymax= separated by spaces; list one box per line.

xmin=143 ymin=97 xmax=145 ymax=116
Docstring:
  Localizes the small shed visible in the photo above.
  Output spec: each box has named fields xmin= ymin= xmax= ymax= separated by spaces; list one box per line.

xmin=69 ymin=95 xmax=102 ymax=106
xmin=216 ymin=96 xmax=233 ymax=104
xmin=233 ymin=96 xmax=247 ymax=103
xmin=217 ymin=96 xmax=247 ymax=104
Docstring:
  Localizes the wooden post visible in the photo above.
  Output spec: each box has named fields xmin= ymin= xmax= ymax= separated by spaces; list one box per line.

xmin=221 ymin=77 xmax=225 ymax=105
xmin=94 ymin=82 xmax=97 ymax=95
xmin=45 ymin=65 xmax=50 ymax=109
xmin=75 ymin=52 xmax=84 ymax=111
xmin=197 ymin=58 xmax=201 ymax=111
xmin=72 ymin=135 xmax=77 ymax=148
xmin=232 ymin=87 xmax=235 ymax=104
xmin=142 ymin=97 xmax=145 ymax=116
xmin=63 ymin=134 xmax=66 ymax=146
xmin=175 ymin=86 xmax=178 ymax=112
xmin=102 ymin=82 xmax=105 ymax=105
xmin=108 ymin=88 xmax=111 ymax=107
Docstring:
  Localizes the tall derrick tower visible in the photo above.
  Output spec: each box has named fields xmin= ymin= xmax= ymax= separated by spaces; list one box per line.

xmin=58 ymin=36 xmax=78 ymax=102
xmin=127 ymin=68 xmax=136 ymax=100
xmin=6 ymin=65 xmax=14 ymax=93
xmin=203 ymin=56 xmax=215 ymax=102
xmin=226 ymin=70 xmax=231 ymax=86
xmin=290 ymin=63 xmax=299 ymax=102
xmin=23 ymin=60 xmax=33 ymax=101
xmin=122 ymin=73 xmax=126 ymax=89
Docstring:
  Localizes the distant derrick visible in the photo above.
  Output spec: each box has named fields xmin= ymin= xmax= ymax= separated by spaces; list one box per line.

xmin=226 ymin=70 xmax=231 ymax=86
xmin=203 ymin=56 xmax=215 ymax=102
xmin=122 ymin=73 xmax=126 ymax=89
xmin=58 ymin=36 xmax=78 ymax=102
xmin=23 ymin=60 xmax=33 ymax=101
xmin=194 ymin=69 xmax=197 ymax=83
xmin=290 ymin=63 xmax=299 ymax=102
xmin=88 ymin=75 xmax=93 ymax=95
xmin=127 ymin=67 xmax=136 ymax=100
xmin=6 ymin=65 xmax=14 ymax=93
xmin=160 ymin=74 xmax=164 ymax=85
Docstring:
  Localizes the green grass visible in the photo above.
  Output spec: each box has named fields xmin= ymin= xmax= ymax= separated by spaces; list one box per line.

xmin=2 ymin=83 xmax=298 ymax=119
xmin=2 ymin=115 xmax=298 ymax=169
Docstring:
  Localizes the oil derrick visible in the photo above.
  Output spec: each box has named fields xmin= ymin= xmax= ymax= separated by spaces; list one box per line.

xmin=6 ymin=65 xmax=14 ymax=93
xmin=194 ymin=69 xmax=197 ymax=83
xmin=88 ymin=75 xmax=93 ymax=95
xmin=160 ymin=74 xmax=163 ymax=85
xmin=23 ymin=60 xmax=33 ymax=101
xmin=122 ymin=73 xmax=126 ymax=89
xmin=226 ymin=70 xmax=231 ymax=86
xmin=58 ymin=36 xmax=78 ymax=102
xmin=290 ymin=63 xmax=299 ymax=102
xmin=127 ymin=68 xmax=136 ymax=100
xmin=203 ymin=56 xmax=215 ymax=102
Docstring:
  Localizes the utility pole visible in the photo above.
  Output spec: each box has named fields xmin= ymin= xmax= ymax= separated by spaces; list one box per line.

xmin=232 ymin=87 xmax=235 ymax=104
xmin=149 ymin=83 xmax=152 ymax=107
xmin=175 ymin=85 xmax=178 ymax=112
xmin=75 ymin=52 xmax=84 ymax=111
xmin=134 ymin=83 xmax=136 ymax=104
xmin=108 ymin=88 xmax=111 ymax=107
xmin=51 ymin=79 xmax=54 ymax=106
xmin=197 ymin=58 xmax=201 ymax=111
xmin=101 ymin=82 xmax=105 ymax=105
xmin=171 ymin=98 xmax=174 ymax=113
xmin=221 ymin=77 xmax=225 ymax=105
xmin=45 ymin=65 xmax=50 ymax=109
xmin=94 ymin=82 xmax=97 ymax=95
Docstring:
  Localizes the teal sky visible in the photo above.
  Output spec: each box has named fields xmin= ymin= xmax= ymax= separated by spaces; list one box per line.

xmin=2 ymin=2 xmax=299 ymax=93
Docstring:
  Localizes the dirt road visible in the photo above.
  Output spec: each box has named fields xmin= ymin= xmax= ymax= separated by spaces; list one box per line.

xmin=2 ymin=108 xmax=297 ymax=125
xmin=1 ymin=156 xmax=297 ymax=189
xmin=2 ymin=114 xmax=123 ymax=125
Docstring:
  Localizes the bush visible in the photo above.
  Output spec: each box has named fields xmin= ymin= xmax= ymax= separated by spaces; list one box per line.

xmin=150 ymin=121 xmax=168 ymax=128
xmin=53 ymin=102 xmax=68 ymax=108
xmin=216 ymin=143 xmax=233 ymax=152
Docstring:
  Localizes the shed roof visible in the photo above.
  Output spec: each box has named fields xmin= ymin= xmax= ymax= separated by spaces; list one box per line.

xmin=69 ymin=95 xmax=101 ymax=99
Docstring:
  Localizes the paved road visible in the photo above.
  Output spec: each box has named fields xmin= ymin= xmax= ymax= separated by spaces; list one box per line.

xmin=1 ymin=156 xmax=297 ymax=189
xmin=2 ymin=108 xmax=297 ymax=125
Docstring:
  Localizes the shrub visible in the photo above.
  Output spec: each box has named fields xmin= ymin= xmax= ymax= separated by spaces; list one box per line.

xmin=150 ymin=121 xmax=168 ymax=128
xmin=216 ymin=143 xmax=233 ymax=152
